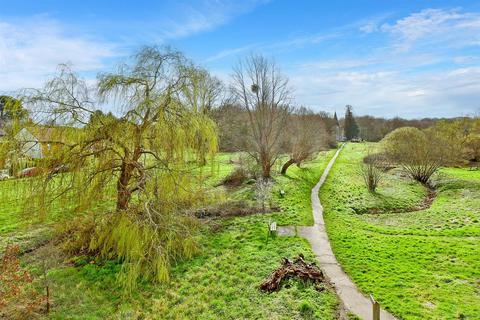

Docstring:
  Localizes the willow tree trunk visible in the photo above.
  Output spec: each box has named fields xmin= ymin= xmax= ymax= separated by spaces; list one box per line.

xmin=116 ymin=162 xmax=134 ymax=211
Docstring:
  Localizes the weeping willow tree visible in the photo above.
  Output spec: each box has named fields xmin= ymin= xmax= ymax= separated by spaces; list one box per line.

xmin=22 ymin=47 xmax=218 ymax=291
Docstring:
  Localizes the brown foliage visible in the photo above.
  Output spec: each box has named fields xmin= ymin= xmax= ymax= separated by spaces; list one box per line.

xmin=0 ymin=245 xmax=46 ymax=319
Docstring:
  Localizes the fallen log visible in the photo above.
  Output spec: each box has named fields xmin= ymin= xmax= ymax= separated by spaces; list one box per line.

xmin=260 ymin=254 xmax=325 ymax=292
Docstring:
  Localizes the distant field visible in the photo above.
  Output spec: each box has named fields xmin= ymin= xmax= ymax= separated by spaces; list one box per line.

xmin=321 ymin=143 xmax=480 ymax=319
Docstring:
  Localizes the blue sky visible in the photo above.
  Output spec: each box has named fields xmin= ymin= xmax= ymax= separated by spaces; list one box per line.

xmin=1 ymin=0 xmax=480 ymax=118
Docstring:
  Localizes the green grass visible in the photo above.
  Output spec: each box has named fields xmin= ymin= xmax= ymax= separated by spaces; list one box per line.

xmin=1 ymin=150 xmax=341 ymax=319
xmin=273 ymin=150 xmax=337 ymax=226
xmin=41 ymin=216 xmax=339 ymax=319
xmin=321 ymin=143 xmax=480 ymax=319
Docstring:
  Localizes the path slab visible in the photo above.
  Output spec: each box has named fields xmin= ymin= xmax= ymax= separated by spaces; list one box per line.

xmin=277 ymin=226 xmax=296 ymax=236
xmin=280 ymin=147 xmax=397 ymax=320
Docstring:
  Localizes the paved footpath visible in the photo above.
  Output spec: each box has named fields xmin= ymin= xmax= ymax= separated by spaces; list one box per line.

xmin=279 ymin=147 xmax=397 ymax=320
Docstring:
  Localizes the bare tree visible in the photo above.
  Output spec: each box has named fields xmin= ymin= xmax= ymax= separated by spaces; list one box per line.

xmin=359 ymin=151 xmax=385 ymax=193
xmin=231 ymin=55 xmax=291 ymax=179
xmin=281 ymin=107 xmax=327 ymax=174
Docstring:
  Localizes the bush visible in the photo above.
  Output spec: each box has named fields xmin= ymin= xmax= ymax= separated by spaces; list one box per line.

xmin=382 ymin=127 xmax=444 ymax=184
xmin=222 ymin=167 xmax=248 ymax=187
xmin=360 ymin=152 xmax=386 ymax=193
xmin=359 ymin=161 xmax=383 ymax=193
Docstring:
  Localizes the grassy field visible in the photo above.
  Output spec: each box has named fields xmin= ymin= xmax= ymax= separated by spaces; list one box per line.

xmin=1 ymin=150 xmax=341 ymax=319
xmin=273 ymin=150 xmax=337 ymax=226
xmin=321 ymin=143 xmax=480 ymax=319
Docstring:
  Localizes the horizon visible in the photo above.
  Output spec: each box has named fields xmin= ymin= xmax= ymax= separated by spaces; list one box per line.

xmin=1 ymin=0 xmax=480 ymax=118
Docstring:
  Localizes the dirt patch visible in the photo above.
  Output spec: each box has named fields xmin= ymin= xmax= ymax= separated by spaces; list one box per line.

xmin=191 ymin=200 xmax=280 ymax=219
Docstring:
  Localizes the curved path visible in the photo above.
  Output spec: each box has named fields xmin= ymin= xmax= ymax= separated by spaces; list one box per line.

xmin=279 ymin=146 xmax=397 ymax=320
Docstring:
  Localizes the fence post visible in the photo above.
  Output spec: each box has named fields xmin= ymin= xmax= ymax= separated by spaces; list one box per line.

xmin=370 ymin=295 xmax=380 ymax=320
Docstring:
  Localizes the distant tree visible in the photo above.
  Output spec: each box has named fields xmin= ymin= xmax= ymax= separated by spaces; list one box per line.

xmin=231 ymin=54 xmax=291 ymax=179
xmin=425 ymin=118 xmax=472 ymax=165
xmin=281 ymin=107 xmax=327 ymax=174
xmin=0 ymin=96 xmax=28 ymax=124
xmin=343 ymin=105 xmax=359 ymax=140
xmin=382 ymin=127 xmax=445 ymax=184
xmin=465 ymin=117 xmax=480 ymax=162
xmin=210 ymin=103 xmax=249 ymax=152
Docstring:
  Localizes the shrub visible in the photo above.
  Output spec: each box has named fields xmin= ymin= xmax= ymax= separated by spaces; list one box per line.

xmin=359 ymin=163 xmax=383 ymax=193
xmin=382 ymin=127 xmax=445 ymax=184
xmin=222 ymin=167 xmax=248 ymax=187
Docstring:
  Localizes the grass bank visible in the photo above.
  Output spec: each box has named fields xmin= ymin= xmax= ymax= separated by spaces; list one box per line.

xmin=321 ymin=143 xmax=480 ymax=319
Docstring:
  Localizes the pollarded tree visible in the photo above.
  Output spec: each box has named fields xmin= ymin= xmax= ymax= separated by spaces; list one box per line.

xmin=281 ymin=107 xmax=327 ymax=174
xmin=23 ymin=47 xmax=218 ymax=290
xmin=344 ymin=105 xmax=359 ymax=140
xmin=231 ymin=55 xmax=291 ymax=179
xmin=382 ymin=127 xmax=445 ymax=184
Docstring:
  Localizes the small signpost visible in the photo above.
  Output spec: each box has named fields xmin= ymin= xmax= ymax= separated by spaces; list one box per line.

xmin=269 ymin=221 xmax=277 ymax=236
xmin=370 ymin=295 xmax=380 ymax=320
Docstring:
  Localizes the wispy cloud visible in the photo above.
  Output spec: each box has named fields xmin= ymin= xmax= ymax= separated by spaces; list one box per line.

xmin=205 ymin=31 xmax=340 ymax=62
xmin=380 ymin=8 xmax=480 ymax=51
xmin=161 ymin=0 xmax=270 ymax=40
xmin=0 ymin=16 xmax=118 ymax=92
xmin=205 ymin=44 xmax=259 ymax=62
xmin=291 ymin=65 xmax=480 ymax=118
xmin=286 ymin=8 xmax=480 ymax=118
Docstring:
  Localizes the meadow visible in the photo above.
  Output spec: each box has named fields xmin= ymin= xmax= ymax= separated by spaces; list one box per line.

xmin=321 ymin=143 xmax=480 ymax=319
xmin=1 ymin=150 xmax=341 ymax=319
xmin=3 ymin=143 xmax=479 ymax=319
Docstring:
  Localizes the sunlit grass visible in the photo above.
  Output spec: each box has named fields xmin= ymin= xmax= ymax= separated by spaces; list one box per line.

xmin=322 ymin=143 xmax=480 ymax=319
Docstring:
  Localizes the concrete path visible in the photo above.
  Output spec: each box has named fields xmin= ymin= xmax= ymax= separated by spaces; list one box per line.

xmin=279 ymin=147 xmax=397 ymax=320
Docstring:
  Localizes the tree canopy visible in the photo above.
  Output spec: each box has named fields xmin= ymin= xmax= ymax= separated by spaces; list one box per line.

xmin=343 ymin=105 xmax=359 ymax=140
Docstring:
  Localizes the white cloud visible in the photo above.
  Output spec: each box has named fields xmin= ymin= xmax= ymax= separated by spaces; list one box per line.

xmin=0 ymin=16 xmax=117 ymax=92
xmin=281 ymin=8 xmax=480 ymax=118
xmin=205 ymin=32 xmax=339 ymax=63
xmin=289 ymin=64 xmax=480 ymax=118
xmin=380 ymin=8 xmax=480 ymax=51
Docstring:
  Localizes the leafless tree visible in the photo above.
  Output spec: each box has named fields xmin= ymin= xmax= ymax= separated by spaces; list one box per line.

xmin=359 ymin=151 xmax=385 ymax=193
xmin=231 ymin=55 xmax=291 ymax=179
xmin=281 ymin=107 xmax=327 ymax=174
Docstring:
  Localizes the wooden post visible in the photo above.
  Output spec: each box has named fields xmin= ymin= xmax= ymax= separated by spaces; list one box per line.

xmin=370 ymin=295 xmax=380 ymax=320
